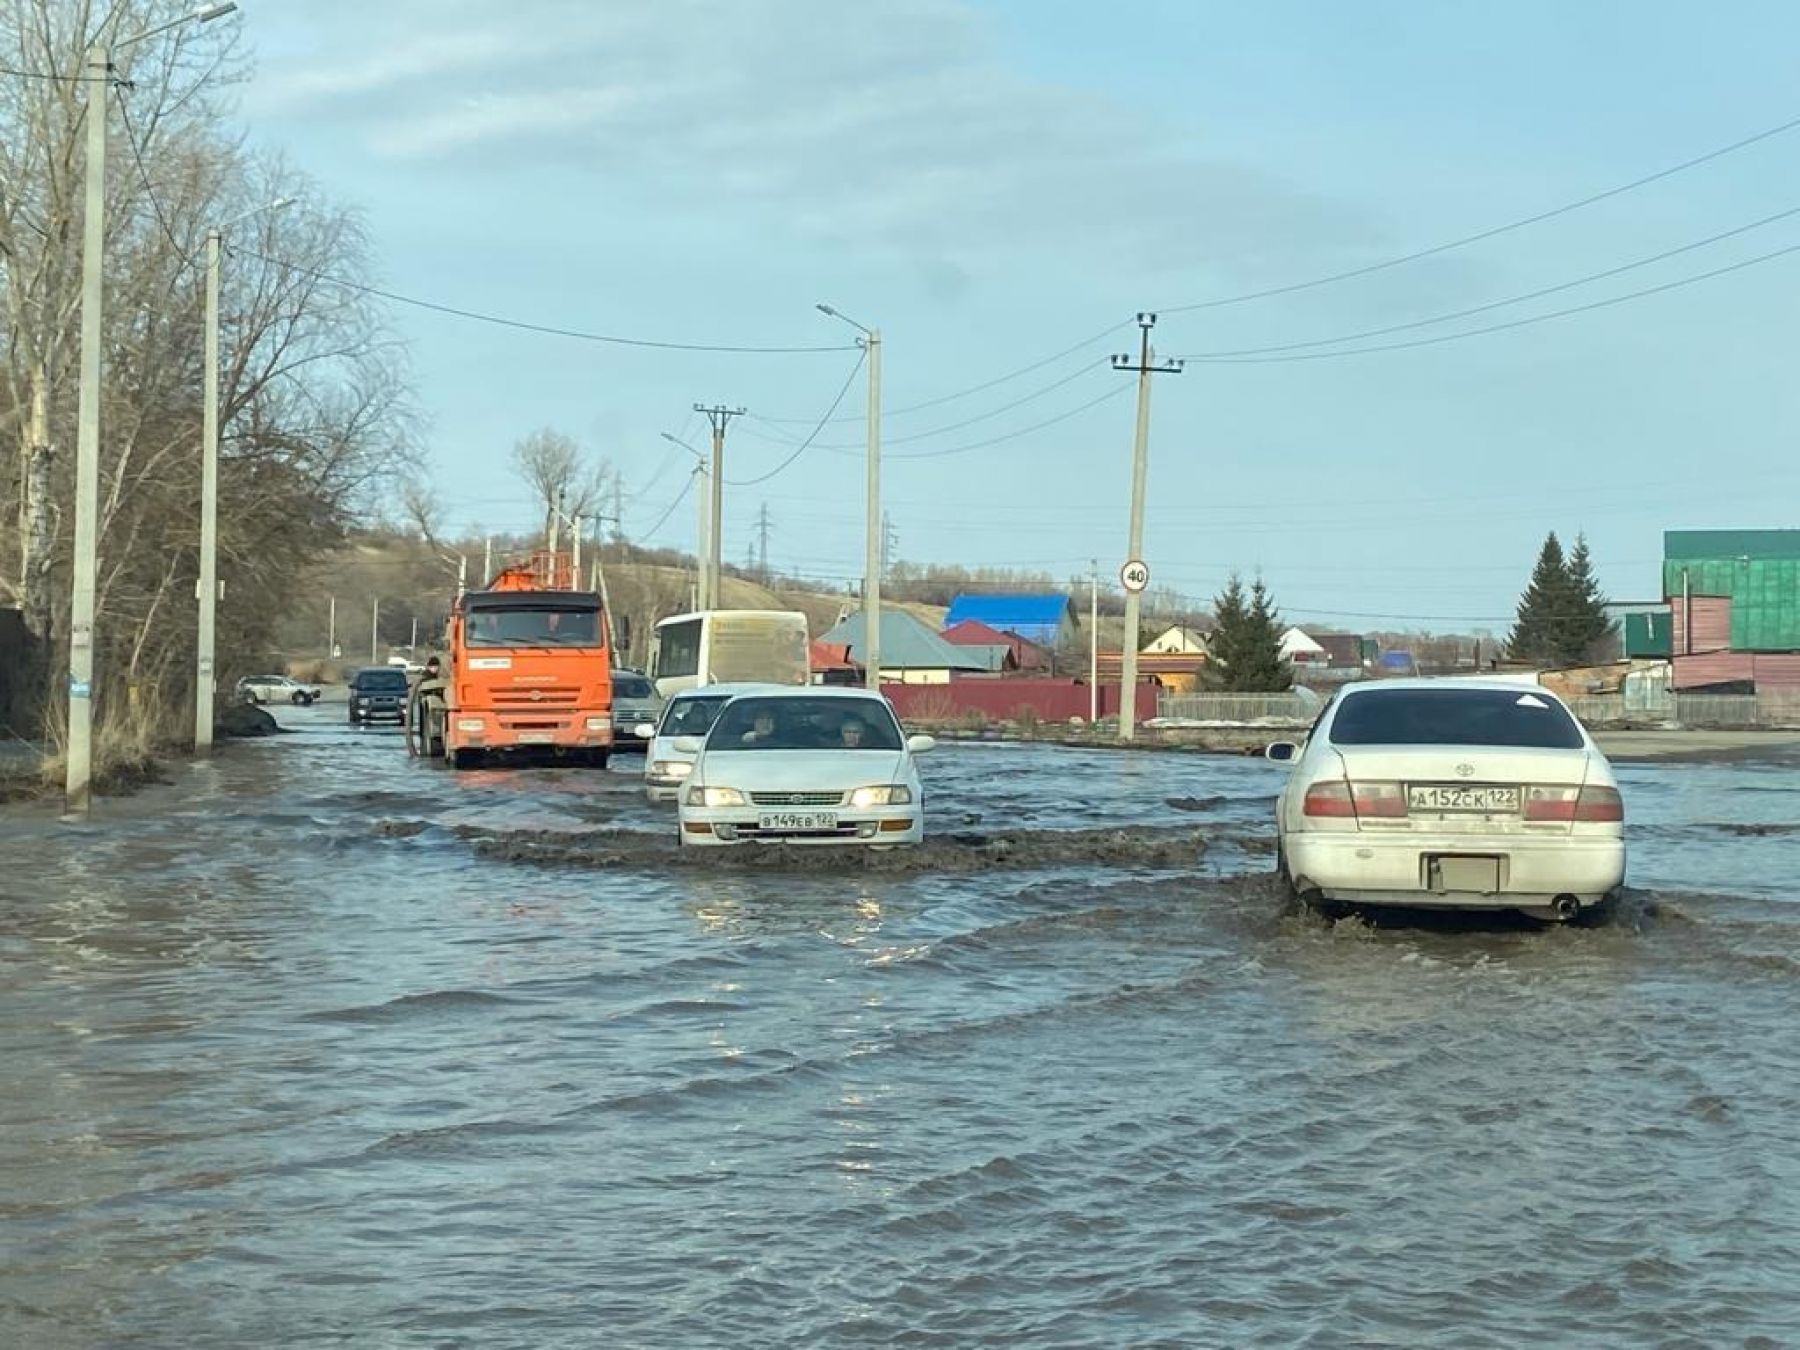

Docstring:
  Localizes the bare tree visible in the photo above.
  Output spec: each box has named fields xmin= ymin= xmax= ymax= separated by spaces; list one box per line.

xmin=0 ymin=0 xmax=414 ymax=763
xmin=511 ymin=426 xmax=611 ymax=539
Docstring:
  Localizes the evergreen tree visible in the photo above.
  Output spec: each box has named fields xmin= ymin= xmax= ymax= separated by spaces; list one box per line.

xmin=1564 ymin=534 xmax=1617 ymax=662
xmin=1508 ymin=533 xmax=1569 ymax=664
xmin=1208 ymin=572 xmax=1292 ymax=691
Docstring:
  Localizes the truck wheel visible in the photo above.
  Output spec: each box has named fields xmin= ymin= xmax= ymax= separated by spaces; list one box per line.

xmin=451 ymin=748 xmax=483 ymax=770
xmin=586 ymin=750 xmax=610 ymax=770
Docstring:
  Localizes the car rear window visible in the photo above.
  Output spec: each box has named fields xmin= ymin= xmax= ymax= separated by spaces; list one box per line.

xmin=1329 ymin=688 xmax=1584 ymax=749
xmin=355 ymin=669 xmax=408 ymax=691
xmin=614 ymin=674 xmax=653 ymax=699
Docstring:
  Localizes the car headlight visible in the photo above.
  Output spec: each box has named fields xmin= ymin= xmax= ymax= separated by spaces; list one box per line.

xmin=848 ymin=785 xmax=913 ymax=808
xmin=650 ymin=760 xmax=693 ymax=780
xmin=687 ymin=785 xmax=745 ymax=807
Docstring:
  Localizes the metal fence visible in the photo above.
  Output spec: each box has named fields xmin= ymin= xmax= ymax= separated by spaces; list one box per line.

xmin=1567 ymin=691 xmax=1800 ymax=729
xmin=1154 ymin=692 xmax=1312 ymax=725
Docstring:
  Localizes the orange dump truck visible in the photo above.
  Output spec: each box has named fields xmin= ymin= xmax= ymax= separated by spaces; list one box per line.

xmin=412 ymin=553 xmax=614 ymax=769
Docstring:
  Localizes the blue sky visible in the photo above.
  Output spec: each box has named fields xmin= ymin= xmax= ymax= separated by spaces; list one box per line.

xmin=234 ymin=0 xmax=1800 ymax=633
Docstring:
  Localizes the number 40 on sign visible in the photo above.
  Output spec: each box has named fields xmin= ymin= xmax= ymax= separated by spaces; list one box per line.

xmin=1119 ymin=559 xmax=1150 ymax=594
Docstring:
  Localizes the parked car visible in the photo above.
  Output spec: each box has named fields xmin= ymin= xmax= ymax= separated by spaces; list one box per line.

xmin=610 ymin=669 xmax=662 ymax=754
xmin=347 ymin=666 xmax=410 ymax=724
xmin=236 ymin=674 xmax=321 ymax=706
xmin=676 ymin=688 xmax=933 ymax=846
xmin=638 ymin=683 xmax=774 ymax=801
xmin=1266 ymin=678 xmax=1626 ymax=922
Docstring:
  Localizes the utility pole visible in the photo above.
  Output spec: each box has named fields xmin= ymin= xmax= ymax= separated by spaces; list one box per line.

xmin=693 ymin=462 xmax=710 ymax=609
xmin=815 ymin=304 xmax=882 ymax=690
xmin=65 ymin=3 xmax=239 ymax=814
xmin=328 ymin=595 xmax=337 ymax=659
xmin=613 ymin=474 xmax=625 ymax=555
xmin=193 ymin=229 xmax=223 ymax=755
xmin=370 ymin=597 xmax=380 ymax=663
xmin=548 ymin=487 xmax=564 ymax=555
xmin=1090 ymin=559 xmax=1099 ymax=726
xmin=1111 ymin=312 xmax=1183 ymax=742
xmin=482 ymin=536 xmax=493 ymax=587
xmin=571 ymin=513 xmax=583 ymax=586
xmin=755 ymin=502 xmax=773 ymax=582
xmin=694 ymin=404 xmax=744 ymax=610
xmin=410 ymin=615 xmax=419 ymax=651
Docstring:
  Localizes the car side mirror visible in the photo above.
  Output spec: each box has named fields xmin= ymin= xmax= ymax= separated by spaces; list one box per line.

xmin=633 ymin=723 xmax=657 ymax=739
xmin=906 ymin=734 xmax=937 ymax=754
xmin=1264 ymin=741 xmax=1298 ymax=763
xmin=671 ymin=736 xmax=703 ymax=754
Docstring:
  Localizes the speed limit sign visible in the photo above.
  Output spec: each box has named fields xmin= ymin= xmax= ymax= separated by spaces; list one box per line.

xmin=1120 ymin=559 xmax=1150 ymax=593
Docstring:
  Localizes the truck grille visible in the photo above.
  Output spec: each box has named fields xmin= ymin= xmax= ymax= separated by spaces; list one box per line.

xmin=750 ymin=791 xmax=844 ymax=807
xmin=490 ymin=687 xmax=580 ymax=707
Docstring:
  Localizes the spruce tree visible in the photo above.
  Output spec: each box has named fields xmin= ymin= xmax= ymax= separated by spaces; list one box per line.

xmin=1208 ymin=572 xmax=1292 ymax=691
xmin=1564 ymin=534 xmax=1616 ymax=662
xmin=1508 ymin=532 xmax=1568 ymax=665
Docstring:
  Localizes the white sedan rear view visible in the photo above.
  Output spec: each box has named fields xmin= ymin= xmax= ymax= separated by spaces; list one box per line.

xmin=677 ymin=689 xmax=931 ymax=846
xmin=1269 ymin=679 xmax=1625 ymax=921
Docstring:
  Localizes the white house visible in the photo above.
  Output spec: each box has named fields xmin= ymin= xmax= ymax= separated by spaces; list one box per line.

xmin=1142 ymin=625 xmax=1212 ymax=657
xmin=1279 ymin=626 xmax=1328 ymax=665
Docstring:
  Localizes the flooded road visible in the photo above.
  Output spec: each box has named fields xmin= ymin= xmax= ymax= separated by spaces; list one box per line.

xmin=3 ymin=707 xmax=1799 ymax=1347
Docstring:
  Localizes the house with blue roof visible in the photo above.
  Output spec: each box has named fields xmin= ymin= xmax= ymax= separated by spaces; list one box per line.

xmin=943 ymin=594 xmax=1077 ymax=649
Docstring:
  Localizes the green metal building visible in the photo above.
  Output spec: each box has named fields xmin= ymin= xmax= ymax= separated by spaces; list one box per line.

xmin=1662 ymin=529 xmax=1800 ymax=652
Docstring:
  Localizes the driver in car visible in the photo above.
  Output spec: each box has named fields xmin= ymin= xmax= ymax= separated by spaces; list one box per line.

xmin=838 ymin=717 xmax=866 ymax=748
xmin=740 ymin=708 xmax=780 ymax=744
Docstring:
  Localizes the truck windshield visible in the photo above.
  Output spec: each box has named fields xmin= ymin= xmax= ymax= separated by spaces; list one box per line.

xmin=466 ymin=608 xmax=601 ymax=648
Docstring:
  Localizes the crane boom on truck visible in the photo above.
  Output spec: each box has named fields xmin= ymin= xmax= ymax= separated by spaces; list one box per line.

xmin=409 ymin=550 xmax=615 ymax=769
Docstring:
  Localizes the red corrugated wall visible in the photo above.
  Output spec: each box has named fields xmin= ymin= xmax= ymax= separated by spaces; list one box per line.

xmin=1671 ymin=596 xmax=1732 ymax=654
xmin=1672 ymin=652 xmax=1754 ymax=689
xmin=882 ymin=678 xmax=1158 ymax=724
xmin=1752 ymin=654 xmax=1800 ymax=689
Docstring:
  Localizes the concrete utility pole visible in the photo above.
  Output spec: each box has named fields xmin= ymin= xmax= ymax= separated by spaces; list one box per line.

xmin=65 ymin=2 xmax=240 ymax=815
xmin=816 ymin=304 xmax=881 ymax=689
xmin=547 ymin=487 xmax=564 ymax=556
xmin=195 ymin=198 xmax=290 ymax=756
xmin=328 ymin=595 xmax=336 ymax=658
xmin=694 ymin=405 xmax=745 ymax=611
xmin=1090 ymin=559 xmax=1100 ymax=725
xmin=370 ymin=597 xmax=380 ymax=663
xmin=693 ymin=462 xmax=710 ymax=608
xmin=1111 ymin=312 xmax=1183 ymax=742
xmin=482 ymin=536 xmax=493 ymax=587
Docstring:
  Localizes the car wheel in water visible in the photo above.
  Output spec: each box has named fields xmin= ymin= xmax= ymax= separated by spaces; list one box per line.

xmin=291 ymin=691 xmax=309 ymax=705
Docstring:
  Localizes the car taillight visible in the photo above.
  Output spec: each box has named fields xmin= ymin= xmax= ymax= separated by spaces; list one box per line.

xmin=1302 ymin=780 xmax=1405 ymax=818
xmin=1524 ymin=785 xmax=1624 ymax=822
xmin=1302 ymin=781 xmax=1355 ymax=817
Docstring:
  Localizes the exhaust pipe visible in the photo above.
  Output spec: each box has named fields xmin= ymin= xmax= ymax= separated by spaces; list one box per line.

xmin=1551 ymin=895 xmax=1580 ymax=921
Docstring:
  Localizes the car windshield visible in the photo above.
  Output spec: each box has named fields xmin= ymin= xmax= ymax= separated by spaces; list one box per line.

xmin=355 ymin=669 xmax=408 ymax=691
xmin=465 ymin=606 xmax=600 ymax=647
xmin=614 ymin=674 xmax=654 ymax=699
xmin=707 ymin=697 xmax=902 ymax=751
xmin=1330 ymin=688 xmax=1584 ymax=749
xmin=660 ymin=695 xmax=731 ymax=736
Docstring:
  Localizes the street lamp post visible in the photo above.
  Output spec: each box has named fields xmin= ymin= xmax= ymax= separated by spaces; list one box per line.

xmin=195 ymin=196 xmax=292 ymax=756
xmin=661 ymin=431 xmax=713 ymax=609
xmin=66 ymin=1 xmax=239 ymax=814
xmin=817 ymin=304 xmax=881 ymax=690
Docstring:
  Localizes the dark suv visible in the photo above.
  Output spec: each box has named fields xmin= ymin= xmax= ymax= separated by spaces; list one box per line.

xmin=348 ymin=666 xmax=409 ymax=725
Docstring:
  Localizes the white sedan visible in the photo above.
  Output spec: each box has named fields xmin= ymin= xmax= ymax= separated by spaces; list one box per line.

xmin=636 ymin=683 xmax=778 ymax=802
xmin=676 ymin=688 xmax=932 ymax=846
xmin=1268 ymin=678 xmax=1626 ymax=922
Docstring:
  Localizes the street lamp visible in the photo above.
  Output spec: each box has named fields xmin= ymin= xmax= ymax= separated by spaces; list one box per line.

xmin=661 ymin=431 xmax=713 ymax=610
xmin=817 ymin=303 xmax=882 ymax=690
xmin=67 ymin=0 xmax=239 ymax=813
xmin=195 ymin=195 xmax=293 ymax=755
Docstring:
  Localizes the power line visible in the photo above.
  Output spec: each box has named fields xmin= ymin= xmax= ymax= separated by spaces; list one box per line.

xmin=0 ymin=65 xmax=94 ymax=81
xmin=727 ymin=349 xmax=867 ymax=486
xmin=239 ymin=247 xmax=863 ymax=355
xmin=638 ymin=473 xmax=695 ymax=540
xmin=1179 ymin=237 xmax=1800 ymax=365
xmin=753 ymin=319 xmax=1134 ymax=424
xmin=1177 ymin=202 xmax=1800 ymax=360
xmin=115 ymin=89 xmax=196 ymax=269
xmin=1161 ymin=107 xmax=1800 ymax=314
xmin=887 ymin=382 xmax=1135 ymax=461
xmin=745 ymin=357 xmax=1112 ymax=451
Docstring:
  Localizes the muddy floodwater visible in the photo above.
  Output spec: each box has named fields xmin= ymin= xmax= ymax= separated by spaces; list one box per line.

xmin=4 ymin=708 xmax=1799 ymax=1348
